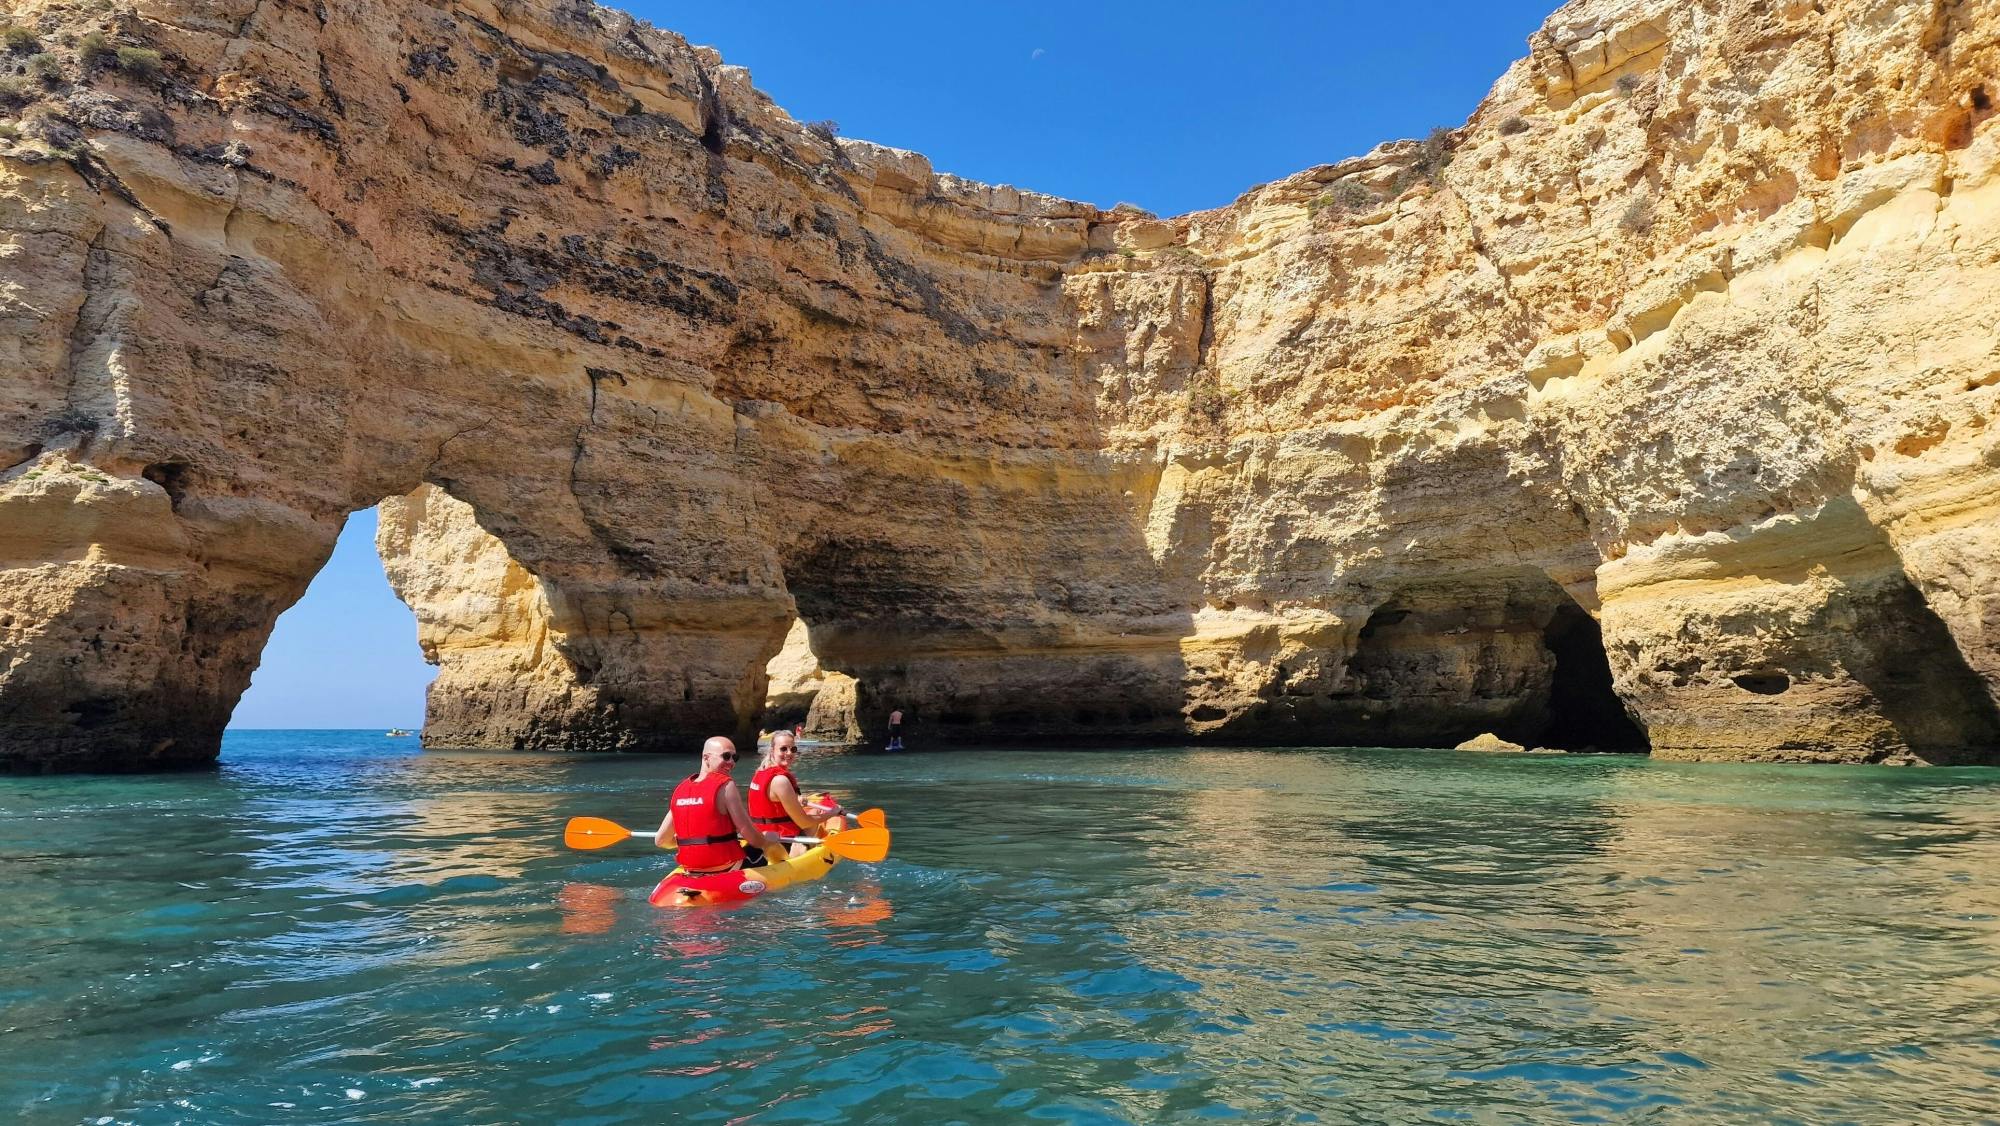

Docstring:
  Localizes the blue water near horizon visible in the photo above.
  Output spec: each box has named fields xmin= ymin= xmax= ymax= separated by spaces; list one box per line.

xmin=5 ymin=730 xmax=2000 ymax=1123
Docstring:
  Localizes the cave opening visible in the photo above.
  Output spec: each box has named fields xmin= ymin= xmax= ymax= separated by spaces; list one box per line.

xmin=759 ymin=617 xmax=861 ymax=745
xmin=1539 ymin=599 xmax=1649 ymax=752
xmin=1344 ymin=597 xmax=1526 ymax=746
xmin=231 ymin=504 xmax=437 ymax=737
xmin=1341 ymin=574 xmax=1649 ymax=753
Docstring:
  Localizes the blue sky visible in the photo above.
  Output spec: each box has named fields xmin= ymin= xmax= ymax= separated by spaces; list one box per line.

xmin=657 ymin=1 xmax=1552 ymax=217
xmin=232 ymin=507 xmax=436 ymax=728
xmin=231 ymin=0 xmax=1557 ymax=729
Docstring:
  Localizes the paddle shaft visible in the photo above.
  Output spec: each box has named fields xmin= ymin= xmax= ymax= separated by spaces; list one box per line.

xmin=609 ymin=826 xmax=832 ymax=844
xmin=563 ymin=811 xmax=888 ymax=862
xmin=622 ymin=825 xmax=817 ymax=845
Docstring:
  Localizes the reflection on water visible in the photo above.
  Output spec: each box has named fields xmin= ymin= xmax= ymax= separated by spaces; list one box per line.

xmin=557 ymin=883 xmax=622 ymax=936
xmin=822 ymin=879 xmax=895 ymax=933
xmin=2 ymin=733 xmax=1999 ymax=1123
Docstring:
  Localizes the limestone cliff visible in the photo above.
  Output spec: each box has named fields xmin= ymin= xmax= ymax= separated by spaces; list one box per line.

xmin=1 ymin=0 xmax=1995 ymax=771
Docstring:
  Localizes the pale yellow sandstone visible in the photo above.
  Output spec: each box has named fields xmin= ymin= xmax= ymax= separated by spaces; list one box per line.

xmin=1455 ymin=734 xmax=1528 ymax=754
xmin=1 ymin=0 xmax=1996 ymax=770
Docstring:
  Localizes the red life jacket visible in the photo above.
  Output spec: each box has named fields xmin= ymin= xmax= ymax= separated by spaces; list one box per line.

xmin=747 ymin=764 xmax=800 ymax=836
xmin=669 ymin=771 xmax=744 ymax=871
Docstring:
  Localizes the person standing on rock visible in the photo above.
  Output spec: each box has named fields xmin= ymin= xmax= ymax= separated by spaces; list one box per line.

xmin=658 ymin=736 xmax=780 ymax=875
xmin=748 ymin=730 xmax=848 ymax=858
xmin=886 ymin=708 xmax=905 ymax=752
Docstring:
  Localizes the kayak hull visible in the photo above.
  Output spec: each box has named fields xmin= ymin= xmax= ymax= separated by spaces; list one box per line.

xmin=648 ymin=831 xmax=844 ymax=908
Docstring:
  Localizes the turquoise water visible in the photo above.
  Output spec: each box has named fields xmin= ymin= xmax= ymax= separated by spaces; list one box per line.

xmin=4 ymin=733 xmax=2000 ymax=1124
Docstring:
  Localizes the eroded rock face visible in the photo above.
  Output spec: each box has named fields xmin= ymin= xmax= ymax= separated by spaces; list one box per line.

xmin=378 ymin=484 xmax=626 ymax=750
xmin=1 ymin=0 xmax=1996 ymax=770
xmin=758 ymin=616 xmax=858 ymax=742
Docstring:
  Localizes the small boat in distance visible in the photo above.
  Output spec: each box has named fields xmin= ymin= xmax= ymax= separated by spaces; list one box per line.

xmin=385 ymin=728 xmax=414 ymax=737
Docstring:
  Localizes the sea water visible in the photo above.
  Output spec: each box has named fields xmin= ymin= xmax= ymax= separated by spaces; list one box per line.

xmin=3 ymin=732 xmax=1998 ymax=1123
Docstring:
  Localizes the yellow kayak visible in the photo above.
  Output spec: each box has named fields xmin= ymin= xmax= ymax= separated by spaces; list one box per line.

xmin=647 ymin=826 xmax=846 ymax=909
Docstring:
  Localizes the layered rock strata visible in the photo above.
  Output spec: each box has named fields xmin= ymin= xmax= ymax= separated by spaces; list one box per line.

xmin=1 ymin=0 xmax=1996 ymax=770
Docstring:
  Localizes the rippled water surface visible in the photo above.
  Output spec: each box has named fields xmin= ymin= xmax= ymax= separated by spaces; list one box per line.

xmin=5 ymin=733 xmax=2000 ymax=1123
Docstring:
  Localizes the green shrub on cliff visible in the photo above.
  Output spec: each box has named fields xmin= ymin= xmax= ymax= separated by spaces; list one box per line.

xmin=27 ymin=53 xmax=60 ymax=82
xmin=1307 ymin=180 xmax=1373 ymax=217
xmin=1384 ymin=127 xmax=1457 ymax=198
xmin=77 ymin=32 xmax=116 ymax=67
xmin=3 ymin=25 xmax=42 ymax=53
xmin=114 ymin=46 xmax=160 ymax=77
xmin=1413 ymin=126 xmax=1453 ymax=178
xmin=1187 ymin=383 xmax=1225 ymax=422
xmin=0 ymin=76 xmax=33 ymax=109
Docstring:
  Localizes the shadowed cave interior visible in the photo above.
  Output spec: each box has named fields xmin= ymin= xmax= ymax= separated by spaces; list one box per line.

xmin=1347 ymin=572 xmax=1648 ymax=753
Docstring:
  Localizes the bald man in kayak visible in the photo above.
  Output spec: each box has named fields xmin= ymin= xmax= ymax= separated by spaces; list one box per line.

xmin=658 ymin=736 xmax=782 ymax=875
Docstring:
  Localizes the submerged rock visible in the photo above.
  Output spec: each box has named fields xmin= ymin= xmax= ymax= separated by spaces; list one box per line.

xmin=1455 ymin=734 xmax=1528 ymax=754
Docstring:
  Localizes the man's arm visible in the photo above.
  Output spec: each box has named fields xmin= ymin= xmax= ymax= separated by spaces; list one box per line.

xmin=719 ymin=781 xmax=778 ymax=851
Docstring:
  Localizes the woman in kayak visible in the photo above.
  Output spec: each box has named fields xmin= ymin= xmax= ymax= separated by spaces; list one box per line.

xmin=659 ymin=736 xmax=783 ymax=874
xmin=748 ymin=730 xmax=847 ymax=858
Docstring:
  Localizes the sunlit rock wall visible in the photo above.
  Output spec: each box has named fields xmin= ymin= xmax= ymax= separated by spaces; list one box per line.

xmin=1 ymin=0 xmax=1995 ymax=770
xmin=377 ymin=483 xmax=637 ymax=749
xmin=757 ymin=617 xmax=858 ymax=742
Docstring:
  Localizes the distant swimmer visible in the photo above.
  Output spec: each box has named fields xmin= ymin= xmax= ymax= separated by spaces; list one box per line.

xmin=657 ymin=736 xmax=781 ymax=875
xmin=886 ymin=708 xmax=904 ymax=752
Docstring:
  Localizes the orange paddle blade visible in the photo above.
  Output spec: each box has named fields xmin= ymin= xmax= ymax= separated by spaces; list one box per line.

xmin=823 ymin=825 xmax=890 ymax=863
xmin=856 ymin=808 xmax=887 ymax=829
xmin=564 ymin=816 xmax=640 ymax=850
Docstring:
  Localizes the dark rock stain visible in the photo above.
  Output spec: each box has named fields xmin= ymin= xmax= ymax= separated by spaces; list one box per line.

xmin=433 ymin=216 xmax=738 ymax=346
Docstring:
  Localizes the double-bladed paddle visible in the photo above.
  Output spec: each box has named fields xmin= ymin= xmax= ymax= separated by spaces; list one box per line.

xmin=563 ymin=811 xmax=890 ymax=863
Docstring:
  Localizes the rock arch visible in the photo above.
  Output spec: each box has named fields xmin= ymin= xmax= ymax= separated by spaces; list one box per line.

xmin=764 ymin=450 xmax=1198 ymax=750
xmin=4 ymin=0 xmax=2000 ymax=770
xmin=1598 ymin=497 xmax=2000 ymax=763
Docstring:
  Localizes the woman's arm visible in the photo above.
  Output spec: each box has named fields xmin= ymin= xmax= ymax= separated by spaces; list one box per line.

xmin=768 ymin=774 xmax=818 ymax=831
